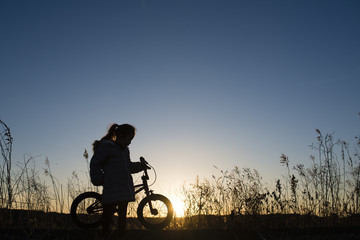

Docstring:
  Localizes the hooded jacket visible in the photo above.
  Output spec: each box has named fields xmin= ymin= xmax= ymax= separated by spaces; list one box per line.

xmin=90 ymin=140 xmax=143 ymax=203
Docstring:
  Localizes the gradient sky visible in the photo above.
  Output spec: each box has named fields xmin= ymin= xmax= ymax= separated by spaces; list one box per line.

xmin=1 ymin=0 xmax=359 ymax=199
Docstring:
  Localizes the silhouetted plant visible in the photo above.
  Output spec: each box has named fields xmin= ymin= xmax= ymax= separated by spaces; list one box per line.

xmin=44 ymin=157 xmax=66 ymax=213
xmin=0 ymin=120 xmax=13 ymax=208
xmin=282 ymin=128 xmax=360 ymax=217
xmin=179 ymin=118 xmax=360 ymax=229
xmin=181 ymin=166 xmax=269 ymax=229
xmin=269 ymin=179 xmax=285 ymax=214
xmin=12 ymin=154 xmax=51 ymax=211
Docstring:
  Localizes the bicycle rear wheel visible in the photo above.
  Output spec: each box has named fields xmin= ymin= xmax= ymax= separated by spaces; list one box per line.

xmin=137 ymin=194 xmax=173 ymax=230
xmin=70 ymin=192 xmax=103 ymax=228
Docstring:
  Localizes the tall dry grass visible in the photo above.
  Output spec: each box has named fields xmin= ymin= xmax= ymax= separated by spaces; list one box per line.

xmin=178 ymin=127 xmax=360 ymax=229
xmin=0 ymin=120 xmax=99 ymax=214
xmin=1 ymin=118 xmax=360 ymax=230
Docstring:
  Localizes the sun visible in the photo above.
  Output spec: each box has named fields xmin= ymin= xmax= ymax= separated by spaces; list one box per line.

xmin=171 ymin=197 xmax=186 ymax=217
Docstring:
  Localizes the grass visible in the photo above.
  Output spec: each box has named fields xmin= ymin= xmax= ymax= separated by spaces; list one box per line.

xmin=1 ymin=119 xmax=360 ymax=239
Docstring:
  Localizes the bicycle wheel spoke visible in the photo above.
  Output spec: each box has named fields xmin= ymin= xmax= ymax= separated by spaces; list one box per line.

xmin=75 ymin=197 xmax=103 ymax=225
xmin=141 ymin=199 xmax=169 ymax=224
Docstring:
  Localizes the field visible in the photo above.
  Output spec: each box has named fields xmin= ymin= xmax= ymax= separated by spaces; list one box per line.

xmin=1 ymin=122 xmax=360 ymax=239
xmin=1 ymin=209 xmax=359 ymax=240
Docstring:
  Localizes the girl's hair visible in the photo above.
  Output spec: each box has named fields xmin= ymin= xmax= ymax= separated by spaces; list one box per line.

xmin=92 ymin=123 xmax=136 ymax=151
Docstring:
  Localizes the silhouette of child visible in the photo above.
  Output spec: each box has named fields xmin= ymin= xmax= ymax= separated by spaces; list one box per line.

xmin=90 ymin=123 xmax=146 ymax=238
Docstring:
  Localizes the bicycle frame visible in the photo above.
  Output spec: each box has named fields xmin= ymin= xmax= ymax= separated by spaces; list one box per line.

xmin=134 ymin=157 xmax=152 ymax=196
xmin=134 ymin=173 xmax=151 ymax=196
xmin=84 ymin=169 xmax=152 ymax=216
xmin=133 ymin=161 xmax=158 ymax=215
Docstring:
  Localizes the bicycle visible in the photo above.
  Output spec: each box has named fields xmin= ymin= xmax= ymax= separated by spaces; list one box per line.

xmin=70 ymin=157 xmax=174 ymax=230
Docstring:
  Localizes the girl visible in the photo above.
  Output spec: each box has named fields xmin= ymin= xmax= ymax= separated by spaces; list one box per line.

xmin=90 ymin=123 xmax=145 ymax=238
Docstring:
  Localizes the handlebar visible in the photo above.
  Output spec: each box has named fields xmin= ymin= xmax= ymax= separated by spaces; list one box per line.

xmin=138 ymin=156 xmax=157 ymax=187
xmin=140 ymin=156 xmax=149 ymax=180
xmin=140 ymin=156 xmax=148 ymax=165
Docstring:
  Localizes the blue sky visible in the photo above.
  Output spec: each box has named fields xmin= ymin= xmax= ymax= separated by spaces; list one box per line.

xmin=1 ymin=0 xmax=359 ymax=198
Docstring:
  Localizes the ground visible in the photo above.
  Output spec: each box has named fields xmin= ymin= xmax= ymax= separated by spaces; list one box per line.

xmin=1 ymin=228 xmax=360 ymax=240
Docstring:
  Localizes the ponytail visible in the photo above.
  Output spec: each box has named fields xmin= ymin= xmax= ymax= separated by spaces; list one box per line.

xmin=92 ymin=123 xmax=136 ymax=152
xmin=107 ymin=124 xmax=119 ymax=137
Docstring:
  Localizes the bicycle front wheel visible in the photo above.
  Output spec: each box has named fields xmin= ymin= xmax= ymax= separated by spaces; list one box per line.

xmin=137 ymin=194 xmax=173 ymax=230
xmin=70 ymin=192 xmax=103 ymax=228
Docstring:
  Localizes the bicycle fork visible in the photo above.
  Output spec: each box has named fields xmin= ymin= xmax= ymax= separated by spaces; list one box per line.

xmin=136 ymin=175 xmax=159 ymax=216
xmin=147 ymin=198 xmax=159 ymax=215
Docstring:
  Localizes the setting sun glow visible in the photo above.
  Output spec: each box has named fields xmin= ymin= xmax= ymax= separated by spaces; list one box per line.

xmin=171 ymin=197 xmax=186 ymax=217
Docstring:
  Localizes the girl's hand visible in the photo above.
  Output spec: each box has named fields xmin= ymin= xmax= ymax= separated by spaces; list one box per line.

xmin=141 ymin=162 xmax=151 ymax=170
xmin=140 ymin=157 xmax=151 ymax=170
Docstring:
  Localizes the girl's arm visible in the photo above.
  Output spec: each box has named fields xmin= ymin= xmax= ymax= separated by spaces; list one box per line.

xmin=129 ymin=161 xmax=143 ymax=174
xmin=126 ymin=148 xmax=144 ymax=174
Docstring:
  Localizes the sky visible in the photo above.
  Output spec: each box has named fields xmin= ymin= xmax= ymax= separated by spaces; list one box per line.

xmin=1 ymin=0 xmax=359 ymax=203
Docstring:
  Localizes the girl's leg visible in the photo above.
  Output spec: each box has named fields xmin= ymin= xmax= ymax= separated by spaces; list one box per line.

xmin=117 ymin=201 xmax=129 ymax=237
xmin=102 ymin=202 xmax=117 ymax=236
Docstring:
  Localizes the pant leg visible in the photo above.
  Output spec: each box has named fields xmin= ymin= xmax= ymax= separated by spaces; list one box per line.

xmin=116 ymin=201 xmax=129 ymax=237
xmin=102 ymin=202 xmax=117 ymax=236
